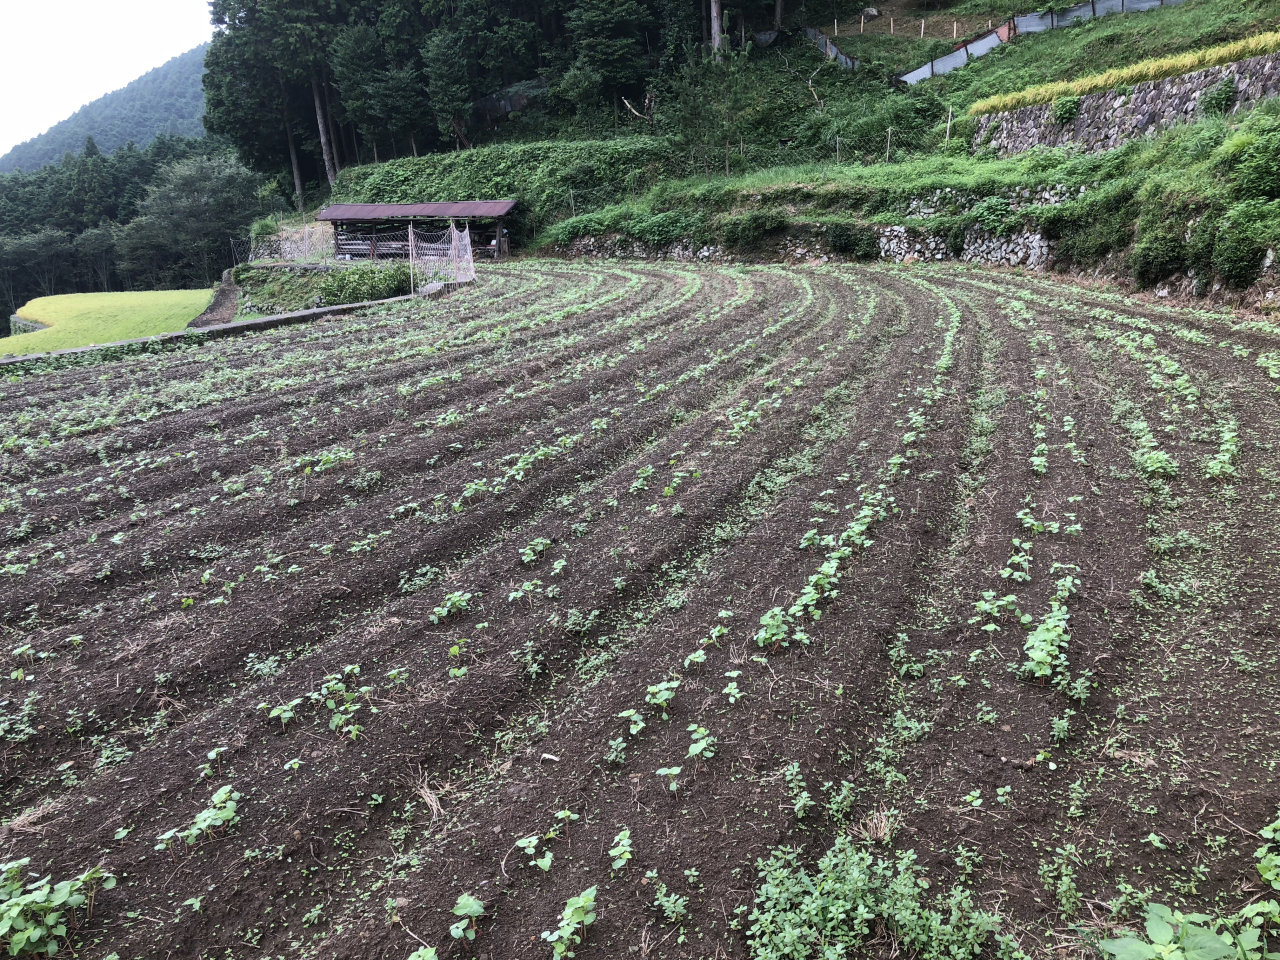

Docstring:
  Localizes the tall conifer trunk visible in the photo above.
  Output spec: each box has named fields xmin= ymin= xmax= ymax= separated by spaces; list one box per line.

xmin=281 ymin=86 xmax=305 ymax=212
xmin=311 ymin=73 xmax=338 ymax=186
xmin=711 ymin=0 xmax=723 ymax=51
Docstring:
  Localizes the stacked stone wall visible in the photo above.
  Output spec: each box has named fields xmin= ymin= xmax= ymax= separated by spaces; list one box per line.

xmin=973 ymin=50 xmax=1280 ymax=156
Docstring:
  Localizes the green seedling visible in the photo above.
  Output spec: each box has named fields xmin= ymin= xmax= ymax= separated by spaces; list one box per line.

xmin=449 ymin=893 xmax=485 ymax=940
xmin=644 ymin=680 xmax=680 ymax=720
xmin=540 ymin=887 xmax=597 ymax=958
xmin=609 ymin=829 xmax=633 ymax=871
xmin=259 ymin=697 xmax=303 ymax=732
xmin=686 ymin=724 xmax=717 ymax=760
xmin=617 ymin=708 xmax=645 ymax=736
xmin=656 ymin=766 xmax=682 ymax=793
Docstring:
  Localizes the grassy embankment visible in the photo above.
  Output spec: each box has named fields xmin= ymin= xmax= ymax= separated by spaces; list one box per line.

xmin=929 ymin=0 xmax=1280 ymax=112
xmin=5 ymin=290 xmax=213 ymax=356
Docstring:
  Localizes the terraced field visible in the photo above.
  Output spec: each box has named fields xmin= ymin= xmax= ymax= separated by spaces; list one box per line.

xmin=3 ymin=260 xmax=1280 ymax=960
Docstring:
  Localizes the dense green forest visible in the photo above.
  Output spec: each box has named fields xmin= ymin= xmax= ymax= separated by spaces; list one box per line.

xmin=0 ymin=136 xmax=267 ymax=319
xmin=200 ymin=0 xmax=957 ymax=209
xmin=0 ymin=45 xmax=208 ymax=175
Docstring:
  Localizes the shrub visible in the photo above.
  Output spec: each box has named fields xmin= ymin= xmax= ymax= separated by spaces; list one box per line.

xmin=1131 ymin=227 xmax=1186 ymax=286
xmin=1235 ymin=131 xmax=1280 ymax=199
xmin=250 ymin=217 xmax=280 ymax=239
xmin=1050 ymin=96 xmax=1082 ymax=126
xmin=0 ymin=858 xmax=115 ymax=956
xmin=714 ymin=210 xmax=787 ymax=250
xmin=318 ymin=263 xmax=413 ymax=306
xmin=828 ymin=223 xmax=881 ymax=260
xmin=1201 ymin=75 xmax=1237 ymax=117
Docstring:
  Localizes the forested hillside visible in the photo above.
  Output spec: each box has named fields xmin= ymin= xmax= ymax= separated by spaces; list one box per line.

xmin=0 ymin=136 xmax=266 ymax=317
xmin=0 ymin=45 xmax=208 ymax=175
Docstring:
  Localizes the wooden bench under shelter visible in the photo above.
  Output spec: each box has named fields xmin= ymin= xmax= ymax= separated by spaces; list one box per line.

xmin=315 ymin=200 xmax=516 ymax=260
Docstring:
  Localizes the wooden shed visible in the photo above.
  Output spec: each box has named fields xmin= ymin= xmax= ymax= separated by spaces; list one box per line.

xmin=316 ymin=201 xmax=517 ymax=259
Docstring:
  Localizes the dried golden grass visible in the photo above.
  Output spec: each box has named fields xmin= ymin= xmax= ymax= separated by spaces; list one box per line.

xmin=968 ymin=30 xmax=1280 ymax=116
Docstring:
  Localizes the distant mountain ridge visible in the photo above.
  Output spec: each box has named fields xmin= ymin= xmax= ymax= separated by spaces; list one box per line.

xmin=0 ymin=44 xmax=208 ymax=174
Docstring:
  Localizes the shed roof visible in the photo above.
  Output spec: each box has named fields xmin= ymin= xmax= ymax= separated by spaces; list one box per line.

xmin=317 ymin=201 xmax=517 ymax=221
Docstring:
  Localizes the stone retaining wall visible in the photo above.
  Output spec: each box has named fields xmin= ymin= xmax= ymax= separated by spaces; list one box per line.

xmin=974 ymin=50 xmax=1280 ymax=156
xmin=559 ymin=223 xmax=1053 ymax=270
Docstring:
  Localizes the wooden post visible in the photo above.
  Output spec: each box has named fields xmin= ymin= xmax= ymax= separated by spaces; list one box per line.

xmin=954 ymin=21 xmax=958 ymax=38
xmin=890 ymin=17 xmax=894 ymax=33
xmin=836 ymin=135 xmax=840 ymax=163
xmin=834 ymin=18 xmax=837 ymax=35
xmin=946 ymin=107 xmax=953 ymax=142
xmin=408 ymin=221 xmax=416 ymax=293
xmin=885 ymin=126 xmax=892 ymax=163
xmin=920 ymin=18 xmax=925 ymax=38
xmin=860 ymin=14 xmax=864 ymax=32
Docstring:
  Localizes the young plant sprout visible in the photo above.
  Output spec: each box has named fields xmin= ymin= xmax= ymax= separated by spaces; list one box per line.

xmin=449 ymin=893 xmax=485 ymax=940
xmin=656 ymin=766 xmax=682 ymax=793
xmin=609 ymin=829 xmax=633 ymax=870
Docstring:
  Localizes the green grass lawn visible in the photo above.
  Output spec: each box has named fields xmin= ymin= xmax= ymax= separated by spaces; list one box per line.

xmin=4 ymin=290 xmax=214 ymax=356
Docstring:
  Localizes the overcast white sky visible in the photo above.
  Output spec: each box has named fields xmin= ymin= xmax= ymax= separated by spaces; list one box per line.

xmin=0 ymin=0 xmax=214 ymax=156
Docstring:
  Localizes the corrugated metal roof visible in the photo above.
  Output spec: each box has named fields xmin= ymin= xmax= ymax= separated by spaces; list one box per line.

xmin=317 ymin=201 xmax=517 ymax=221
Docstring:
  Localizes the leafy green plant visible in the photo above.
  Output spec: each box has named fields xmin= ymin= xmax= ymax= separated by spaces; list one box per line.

xmin=317 ymin=263 xmax=412 ymax=306
xmin=448 ymin=893 xmax=485 ymax=940
xmin=747 ymin=838 xmax=1001 ymax=959
xmin=609 ymin=829 xmax=633 ymax=870
xmin=1257 ymin=809 xmax=1280 ymax=891
xmin=429 ymin=591 xmax=472 ymax=624
xmin=647 ymin=872 xmax=689 ymax=923
xmin=1099 ymin=902 xmax=1245 ymax=960
xmin=644 ymin=680 xmax=680 ymax=720
xmin=155 ymin=784 xmax=241 ymax=852
xmin=784 ymin=762 xmax=814 ymax=819
xmin=617 ymin=708 xmax=646 ymax=736
xmin=1050 ymin=96 xmax=1082 ymax=125
xmin=656 ymin=766 xmax=682 ymax=793
xmin=258 ymin=697 xmax=302 ymax=733
xmin=0 ymin=859 xmax=115 ymax=957
xmin=686 ymin=724 xmax=716 ymax=760
xmin=540 ymin=887 xmax=597 ymax=958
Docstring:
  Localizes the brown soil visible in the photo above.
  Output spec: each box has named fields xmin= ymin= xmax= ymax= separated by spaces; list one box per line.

xmin=188 ymin=269 xmax=242 ymax=329
xmin=2 ymin=260 xmax=1279 ymax=960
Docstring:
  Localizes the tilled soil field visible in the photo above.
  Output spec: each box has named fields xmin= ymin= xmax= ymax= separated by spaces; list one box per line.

xmin=3 ymin=260 xmax=1280 ymax=960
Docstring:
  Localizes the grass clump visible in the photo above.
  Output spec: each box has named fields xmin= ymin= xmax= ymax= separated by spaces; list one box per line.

xmin=4 ymin=289 xmax=212 ymax=356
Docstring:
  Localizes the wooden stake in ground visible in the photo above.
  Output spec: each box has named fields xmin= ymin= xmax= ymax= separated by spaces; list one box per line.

xmin=885 ymin=126 xmax=893 ymax=163
xmin=860 ymin=14 xmax=864 ymax=32
xmin=954 ymin=20 xmax=958 ymax=38
xmin=945 ymin=107 xmax=954 ymax=143
xmin=920 ymin=19 xmax=925 ymax=38
xmin=890 ymin=17 xmax=894 ymax=33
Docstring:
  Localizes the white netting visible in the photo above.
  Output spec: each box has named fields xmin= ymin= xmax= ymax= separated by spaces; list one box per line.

xmin=236 ymin=221 xmax=476 ymax=288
